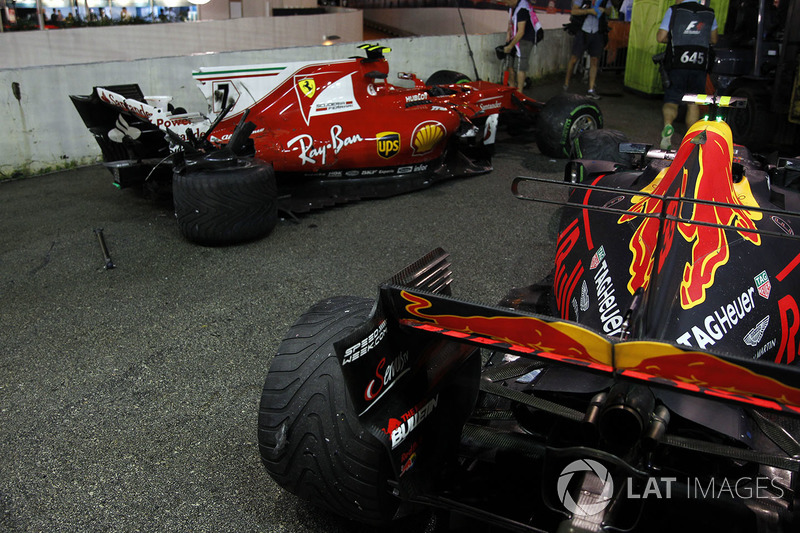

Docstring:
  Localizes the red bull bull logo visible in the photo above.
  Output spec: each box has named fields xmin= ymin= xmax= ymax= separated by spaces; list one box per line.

xmin=619 ymin=121 xmax=762 ymax=309
xmin=400 ymin=291 xmax=612 ymax=365
xmin=616 ymin=341 xmax=800 ymax=411
xmin=395 ymin=290 xmax=800 ymax=412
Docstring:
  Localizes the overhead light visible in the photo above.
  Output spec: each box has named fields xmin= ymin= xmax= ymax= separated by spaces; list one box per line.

xmin=323 ymin=34 xmax=340 ymax=46
xmin=188 ymin=0 xmax=212 ymax=4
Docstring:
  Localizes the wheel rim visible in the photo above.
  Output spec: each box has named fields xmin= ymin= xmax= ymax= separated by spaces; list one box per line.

xmin=569 ymin=114 xmax=598 ymax=144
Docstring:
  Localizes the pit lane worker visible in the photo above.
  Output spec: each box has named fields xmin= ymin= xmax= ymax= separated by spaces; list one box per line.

xmin=656 ymin=0 xmax=718 ymax=149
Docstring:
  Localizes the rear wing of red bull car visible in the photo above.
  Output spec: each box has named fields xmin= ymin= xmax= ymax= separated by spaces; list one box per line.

xmin=263 ymin=95 xmax=800 ymax=530
xmin=336 ymin=247 xmax=800 ymax=481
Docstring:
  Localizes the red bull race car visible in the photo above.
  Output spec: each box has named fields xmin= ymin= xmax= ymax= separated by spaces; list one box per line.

xmin=257 ymin=95 xmax=800 ymax=532
xmin=70 ymin=44 xmax=602 ymax=245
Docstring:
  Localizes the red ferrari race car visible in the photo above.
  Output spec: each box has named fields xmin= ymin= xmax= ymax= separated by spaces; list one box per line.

xmin=70 ymin=44 xmax=602 ymax=245
xmin=257 ymin=95 xmax=800 ymax=532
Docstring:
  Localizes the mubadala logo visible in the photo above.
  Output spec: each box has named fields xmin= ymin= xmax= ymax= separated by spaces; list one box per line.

xmin=405 ymin=93 xmax=428 ymax=104
xmin=557 ymin=459 xmax=614 ymax=516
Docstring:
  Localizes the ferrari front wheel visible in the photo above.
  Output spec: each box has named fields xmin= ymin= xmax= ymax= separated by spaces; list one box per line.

xmin=537 ymin=94 xmax=603 ymax=158
xmin=257 ymin=296 xmax=402 ymax=526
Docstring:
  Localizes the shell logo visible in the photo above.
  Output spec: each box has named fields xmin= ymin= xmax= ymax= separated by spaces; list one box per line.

xmin=412 ymin=121 xmax=446 ymax=155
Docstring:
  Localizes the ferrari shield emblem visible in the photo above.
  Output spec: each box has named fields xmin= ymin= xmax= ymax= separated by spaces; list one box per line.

xmin=298 ymin=78 xmax=316 ymax=99
xmin=377 ymin=132 xmax=401 ymax=159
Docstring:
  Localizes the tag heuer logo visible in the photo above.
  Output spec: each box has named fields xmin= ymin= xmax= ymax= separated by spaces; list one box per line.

xmin=377 ymin=131 xmax=401 ymax=159
xmin=754 ymin=270 xmax=771 ymax=299
xmin=590 ymin=246 xmax=606 ymax=270
xmin=298 ymin=78 xmax=316 ymax=98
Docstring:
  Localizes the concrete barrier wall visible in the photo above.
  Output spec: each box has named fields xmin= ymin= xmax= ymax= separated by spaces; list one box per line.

xmin=364 ymin=7 xmax=570 ymax=34
xmin=0 ymin=31 xmax=571 ymax=178
xmin=0 ymin=9 xmax=363 ymax=70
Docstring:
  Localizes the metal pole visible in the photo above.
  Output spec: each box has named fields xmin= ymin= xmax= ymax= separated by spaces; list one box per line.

xmin=36 ymin=0 xmax=44 ymax=29
xmin=457 ymin=6 xmax=480 ymax=81
xmin=753 ymin=0 xmax=766 ymax=77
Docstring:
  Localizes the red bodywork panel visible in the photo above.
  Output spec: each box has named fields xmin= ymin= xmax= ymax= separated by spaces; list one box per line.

xmin=191 ymin=54 xmax=527 ymax=175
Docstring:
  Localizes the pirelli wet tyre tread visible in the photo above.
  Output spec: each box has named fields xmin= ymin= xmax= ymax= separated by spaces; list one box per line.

xmin=571 ymin=128 xmax=632 ymax=167
xmin=537 ymin=93 xmax=602 ymax=159
xmin=257 ymin=296 xmax=400 ymax=526
xmin=425 ymin=70 xmax=472 ymax=86
xmin=172 ymin=159 xmax=277 ymax=246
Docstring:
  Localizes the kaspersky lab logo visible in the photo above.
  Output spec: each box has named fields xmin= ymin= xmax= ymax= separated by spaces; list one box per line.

xmin=557 ymin=459 xmax=614 ymax=516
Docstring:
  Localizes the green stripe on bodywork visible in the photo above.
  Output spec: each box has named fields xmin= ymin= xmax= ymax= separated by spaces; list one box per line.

xmin=192 ymin=66 xmax=286 ymax=77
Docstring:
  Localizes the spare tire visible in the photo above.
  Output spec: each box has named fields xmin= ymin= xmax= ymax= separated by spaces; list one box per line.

xmin=570 ymin=128 xmax=632 ymax=167
xmin=536 ymin=93 xmax=603 ymax=159
xmin=172 ymin=158 xmax=277 ymax=246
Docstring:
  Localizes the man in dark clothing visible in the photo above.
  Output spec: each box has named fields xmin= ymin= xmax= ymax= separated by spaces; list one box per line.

xmin=656 ymin=0 xmax=718 ymax=149
xmin=563 ymin=0 xmax=607 ymax=99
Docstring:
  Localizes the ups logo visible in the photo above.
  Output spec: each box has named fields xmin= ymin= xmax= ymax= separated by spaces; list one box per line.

xmin=377 ymin=131 xmax=401 ymax=159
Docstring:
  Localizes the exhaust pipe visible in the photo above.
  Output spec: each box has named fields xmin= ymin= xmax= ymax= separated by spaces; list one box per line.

xmin=598 ymin=383 xmax=655 ymax=451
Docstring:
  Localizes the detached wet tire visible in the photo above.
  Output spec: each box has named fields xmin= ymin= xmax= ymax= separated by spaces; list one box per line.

xmin=537 ymin=93 xmax=602 ymax=158
xmin=571 ymin=128 xmax=632 ymax=167
xmin=172 ymin=159 xmax=277 ymax=246
xmin=257 ymin=296 xmax=400 ymax=526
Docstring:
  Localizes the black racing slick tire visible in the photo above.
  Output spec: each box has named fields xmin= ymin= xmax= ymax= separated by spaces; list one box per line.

xmin=727 ymin=84 xmax=775 ymax=152
xmin=172 ymin=159 xmax=277 ymax=246
xmin=536 ymin=93 xmax=603 ymax=159
xmin=425 ymin=70 xmax=472 ymax=86
xmin=257 ymin=296 xmax=401 ymax=526
xmin=570 ymin=128 xmax=632 ymax=167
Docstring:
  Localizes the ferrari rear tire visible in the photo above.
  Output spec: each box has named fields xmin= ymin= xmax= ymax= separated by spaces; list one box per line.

xmin=570 ymin=128 xmax=632 ymax=167
xmin=172 ymin=159 xmax=277 ymax=246
xmin=425 ymin=70 xmax=472 ymax=85
xmin=257 ymin=296 xmax=401 ymax=526
xmin=537 ymin=93 xmax=602 ymax=158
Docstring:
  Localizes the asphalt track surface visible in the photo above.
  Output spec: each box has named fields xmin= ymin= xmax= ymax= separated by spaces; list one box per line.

xmin=0 ymin=73 xmax=662 ymax=532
